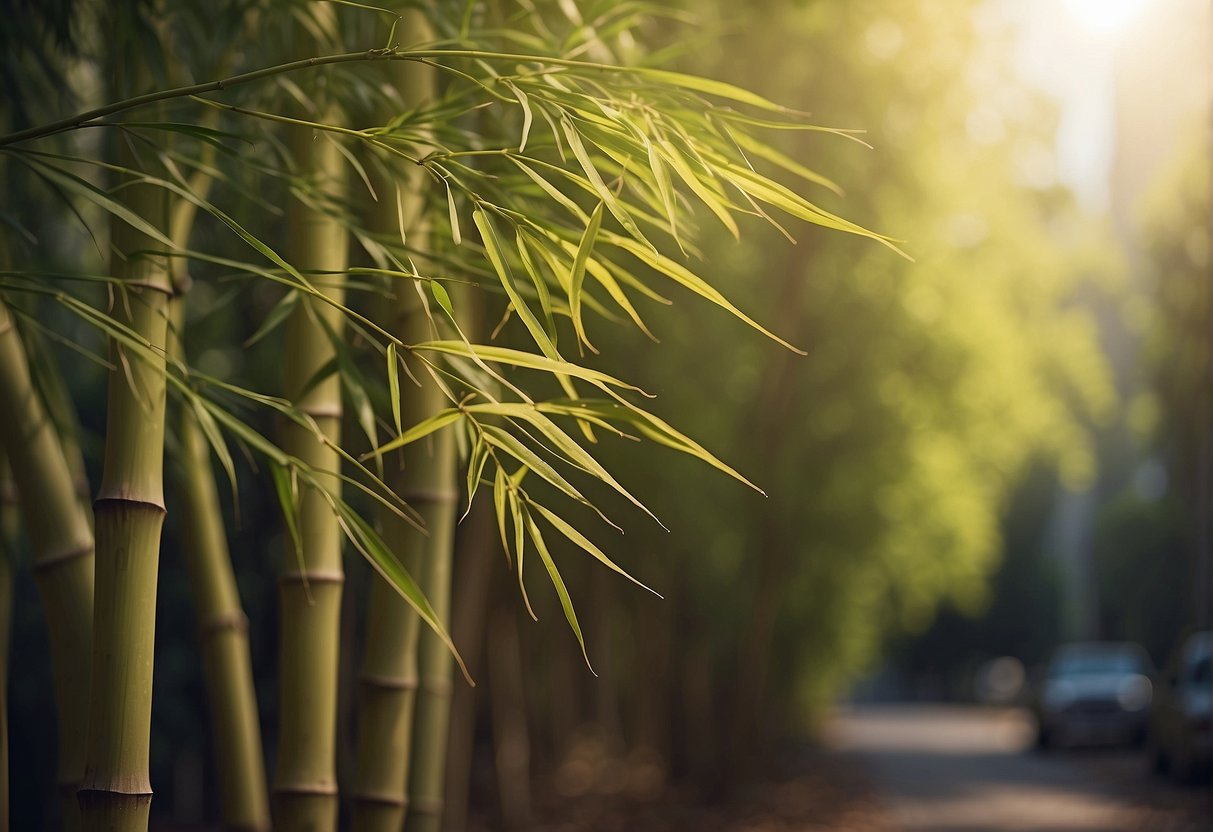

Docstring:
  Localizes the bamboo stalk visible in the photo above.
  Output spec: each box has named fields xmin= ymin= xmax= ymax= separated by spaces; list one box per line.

xmin=74 ymin=17 xmax=175 ymax=832
xmin=441 ymin=501 xmax=497 ymax=832
xmin=351 ymin=14 xmax=447 ymax=829
xmin=77 ymin=144 xmax=173 ymax=831
xmin=0 ymin=299 xmax=95 ymax=828
xmin=168 ymin=303 xmax=271 ymax=830
xmin=274 ymin=8 xmax=348 ymax=829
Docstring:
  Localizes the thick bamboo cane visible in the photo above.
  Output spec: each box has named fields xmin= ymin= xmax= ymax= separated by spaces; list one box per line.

xmin=77 ymin=145 xmax=173 ymax=831
xmin=351 ymin=15 xmax=450 ymax=829
xmin=170 ymin=301 xmax=271 ymax=831
xmin=0 ymin=300 xmax=95 ymax=827
xmin=274 ymin=12 xmax=348 ymax=826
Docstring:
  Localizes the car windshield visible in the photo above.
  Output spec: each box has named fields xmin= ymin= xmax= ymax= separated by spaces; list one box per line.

xmin=1050 ymin=649 xmax=1142 ymax=676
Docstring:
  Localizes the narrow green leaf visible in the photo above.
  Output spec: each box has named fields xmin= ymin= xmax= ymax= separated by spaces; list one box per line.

xmin=336 ymin=500 xmax=473 ymax=685
xmin=508 ymin=486 xmax=537 ymax=619
xmin=472 ymin=206 xmax=561 ymax=360
xmin=531 ymin=502 xmax=660 ymax=597
xmin=516 ymin=231 xmax=558 ymax=346
xmin=469 ymin=402 xmax=661 ymax=528
xmin=605 ymin=235 xmax=805 ymax=354
xmin=634 ymin=67 xmax=805 ymax=113
xmin=270 ymin=464 xmax=303 ymax=570
xmin=569 ymin=201 xmax=604 ymax=353
xmin=465 ymin=433 xmax=489 ymax=516
xmin=657 ymin=137 xmax=739 ymax=238
xmin=445 ymin=179 xmax=462 ymax=245
xmin=190 ymin=397 xmax=238 ymax=499
xmin=559 ymin=115 xmax=647 ymax=245
xmin=525 ymin=507 xmax=594 ymax=673
xmin=244 ymin=289 xmax=298 ymax=347
xmin=494 ymin=464 xmax=511 ymax=565
xmin=363 ymin=408 xmax=461 ymax=459
xmin=16 ymin=156 xmax=177 ymax=249
xmin=481 ymin=424 xmax=587 ymax=506
xmin=387 ymin=342 xmax=402 ymax=436
xmin=429 ymin=280 xmax=456 ymax=320
xmin=413 ymin=340 xmax=648 ymax=393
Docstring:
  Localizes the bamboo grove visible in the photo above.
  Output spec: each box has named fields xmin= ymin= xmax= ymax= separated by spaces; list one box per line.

xmin=0 ymin=0 xmax=905 ymax=829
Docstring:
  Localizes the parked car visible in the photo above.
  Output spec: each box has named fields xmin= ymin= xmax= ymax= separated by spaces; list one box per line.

xmin=1030 ymin=641 xmax=1153 ymax=749
xmin=1147 ymin=631 xmax=1211 ymax=783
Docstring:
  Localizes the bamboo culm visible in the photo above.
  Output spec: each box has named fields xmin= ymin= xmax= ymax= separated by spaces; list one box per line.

xmin=274 ymin=8 xmax=349 ymax=827
xmin=351 ymin=14 xmax=449 ymax=830
xmin=0 ymin=300 xmax=95 ymax=828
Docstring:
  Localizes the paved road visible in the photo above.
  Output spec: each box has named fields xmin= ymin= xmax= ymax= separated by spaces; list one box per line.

xmin=828 ymin=704 xmax=1210 ymax=832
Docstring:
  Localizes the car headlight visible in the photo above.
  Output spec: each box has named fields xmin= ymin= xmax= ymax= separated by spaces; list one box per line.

xmin=1116 ymin=674 xmax=1152 ymax=711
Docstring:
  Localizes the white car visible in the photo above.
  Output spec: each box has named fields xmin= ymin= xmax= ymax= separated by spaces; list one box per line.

xmin=1031 ymin=642 xmax=1154 ymax=749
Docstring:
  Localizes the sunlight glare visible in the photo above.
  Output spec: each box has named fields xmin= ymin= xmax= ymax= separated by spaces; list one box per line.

xmin=1063 ymin=0 xmax=1149 ymax=36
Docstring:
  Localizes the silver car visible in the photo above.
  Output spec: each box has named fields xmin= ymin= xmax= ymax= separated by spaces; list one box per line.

xmin=1032 ymin=642 xmax=1154 ymax=749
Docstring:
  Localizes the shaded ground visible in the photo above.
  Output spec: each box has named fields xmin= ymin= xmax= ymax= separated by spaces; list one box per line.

xmin=470 ymin=743 xmax=891 ymax=832
xmin=829 ymin=704 xmax=1212 ymax=832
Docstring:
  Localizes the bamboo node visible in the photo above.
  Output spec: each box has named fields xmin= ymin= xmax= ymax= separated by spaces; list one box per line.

xmin=272 ymin=782 xmax=339 ymax=797
xmin=359 ymin=672 xmax=419 ymax=691
xmin=93 ymin=495 xmax=168 ymax=515
xmin=350 ymin=791 xmax=409 ymax=808
xmin=419 ymin=677 xmax=452 ymax=697
xmin=278 ymin=570 xmax=345 ymax=586
xmin=400 ymin=488 xmax=459 ymax=504
xmin=199 ymin=610 xmax=250 ymax=638
xmin=30 ymin=541 xmax=93 ymax=575
xmin=409 ymin=796 xmax=443 ymax=816
xmin=296 ymin=403 xmax=343 ymax=419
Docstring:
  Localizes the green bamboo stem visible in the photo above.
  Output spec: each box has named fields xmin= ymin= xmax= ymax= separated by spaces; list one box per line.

xmin=176 ymin=372 xmax=272 ymax=832
xmin=0 ymin=299 xmax=95 ymax=827
xmin=351 ymin=14 xmax=446 ymax=829
xmin=274 ymin=10 xmax=348 ymax=829
xmin=76 ymin=14 xmax=173 ymax=825
xmin=169 ymin=292 xmax=270 ymax=828
xmin=76 ymin=116 xmax=173 ymax=827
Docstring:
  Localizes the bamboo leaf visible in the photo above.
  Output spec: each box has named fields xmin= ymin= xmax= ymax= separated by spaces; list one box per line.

xmin=604 ymin=235 xmax=805 ymax=354
xmin=530 ymin=502 xmax=660 ymax=597
xmin=363 ymin=408 xmax=462 ymax=459
xmin=525 ymin=506 xmax=594 ymax=673
xmin=413 ymin=340 xmax=648 ymax=393
xmin=468 ymin=402 xmax=661 ymax=527
xmin=481 ymin=424 xmax=587 ymax=506
xmin=270 ymin=463 xmax=303 ymax=570
xmin=387 ymin=342 xmax=402 ymax=436
xmin=494 ymin=464 xmax=511 ymax=565
xmin=569 ymin=201 xmax=604 ymax=354
xmin=13 ymin=155 xmax=177 ymax=249
xmin=472 ymin=206 xmax=561 ymax=360
xmin=244 ymin=289 xmax=298 ymax=347
xmin=190 ymin=396 xmax=238 ymax=499
xmin=445 ymin=178 xmax=462 ymax=245
xmin=515 ymin=230 xmax=558 ymax=346
xmin=335 ymin=499 xmax=473 ymax=685
xmin=508 ymin=485 xmax=537 ymax=619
